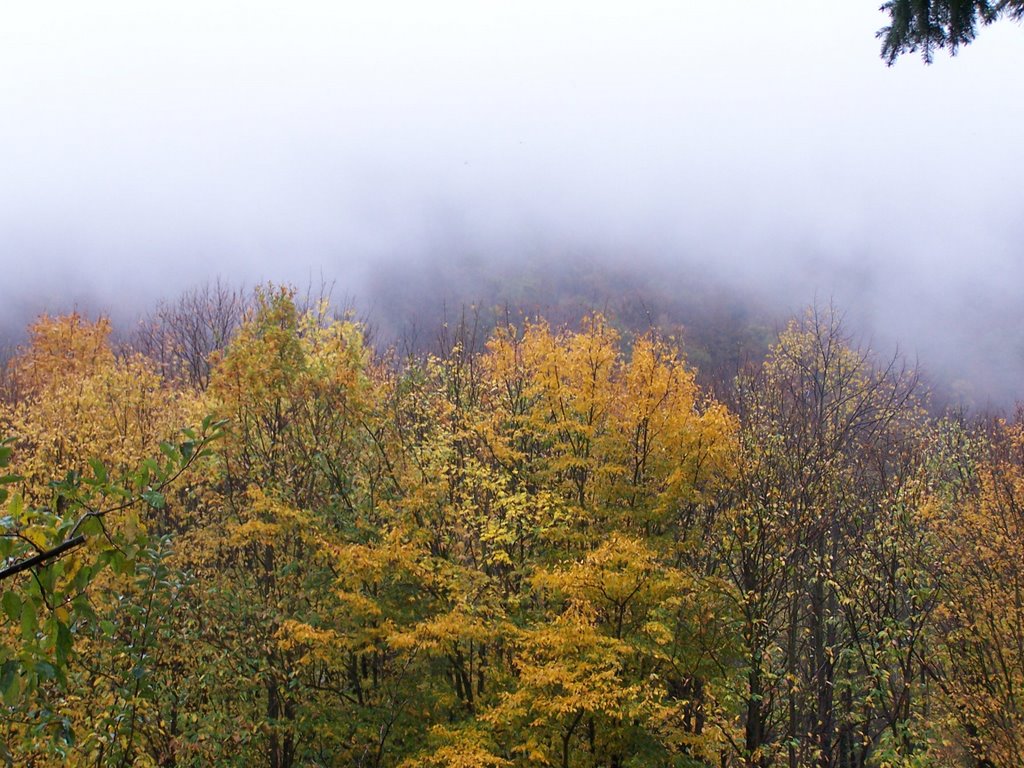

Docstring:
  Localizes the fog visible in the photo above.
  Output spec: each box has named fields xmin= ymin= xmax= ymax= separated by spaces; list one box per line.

xmin=1 ymin=2 xmax=1023 ymax=404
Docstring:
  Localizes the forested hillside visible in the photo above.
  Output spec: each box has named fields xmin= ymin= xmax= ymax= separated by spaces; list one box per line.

xmin=0 ymin=285 xmax=1021 ymax=767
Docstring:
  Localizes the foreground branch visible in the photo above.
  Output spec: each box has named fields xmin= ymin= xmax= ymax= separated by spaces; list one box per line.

xmin=0 ymin=535 xmax=86 ymax=583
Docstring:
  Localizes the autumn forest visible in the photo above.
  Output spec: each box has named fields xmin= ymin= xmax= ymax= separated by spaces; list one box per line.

xmin=0 ymin=283 xmax=1021 ymax=768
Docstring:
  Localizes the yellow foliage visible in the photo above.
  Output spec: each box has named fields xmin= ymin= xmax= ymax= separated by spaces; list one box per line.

xmin=0 ymin=298 xmax=742 ymax=766
xmin=2 ymin=314 xmax=189 ymax=499
xmin=401 ymin=725 xmax=511 ymax=768
xmin=927 ymin=420 xmax=1024 ymax=764
xmin=476 ymin=317 xmax=736 ymax=531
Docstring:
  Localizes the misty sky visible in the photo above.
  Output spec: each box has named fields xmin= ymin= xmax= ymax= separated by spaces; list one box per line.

xmin=1 ymin=2 xmax=1023 ymax=402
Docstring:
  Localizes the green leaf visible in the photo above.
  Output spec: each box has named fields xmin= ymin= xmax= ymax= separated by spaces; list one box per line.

xmin=141 ymin=490 xmax=165 ymax=510
xmin=71 ymin=563 xmax=93 ymax=593
xmin=1 ymin=591 xmax=21 ymax=622
xmin=35 ymin=660 xmax=57 ymax=681
xmin=109 ymin=551 xmax=129 ymax=575
xmin=0 ymin=661 xmax=19 ymax=706
xmin=7 ymin=494 xmax=23 ymax=521
xmin=20 ymin=600 xmax=37 ymax=641
xmin=78 ymin=515 xmax=103 ymax=538
xmin=87 ymin=457 xmax=108 ymax=485
xmin=35 ymin=564 xmax=55 ymax=595
xmin=55 ymin=621 xmax=72 ymax=665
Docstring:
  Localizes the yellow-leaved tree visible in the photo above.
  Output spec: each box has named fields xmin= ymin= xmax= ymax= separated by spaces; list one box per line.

xmin=0 ymin=313 xmax=219 ymax=765
xmin=924 ymin=418 xmax=1024 ymax=766
xmin=398 ymin=315 xmax=740 ymax=767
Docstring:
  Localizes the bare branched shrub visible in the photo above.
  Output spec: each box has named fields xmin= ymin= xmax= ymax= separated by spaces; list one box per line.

xmin=132 ymin=279 xmax=249 ymax=390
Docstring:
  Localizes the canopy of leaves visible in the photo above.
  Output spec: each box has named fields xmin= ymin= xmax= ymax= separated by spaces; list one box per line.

xmin=0 ymin=288 xmax=1019 ymax=767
